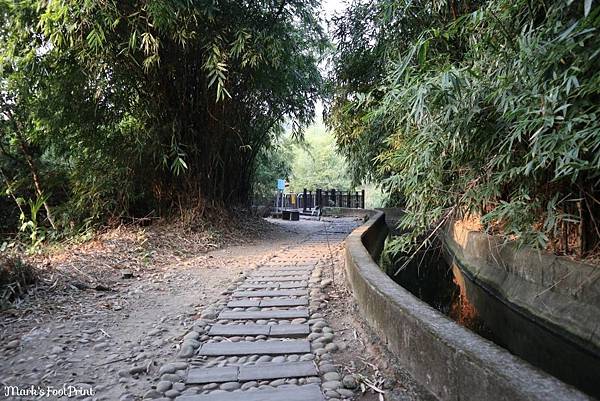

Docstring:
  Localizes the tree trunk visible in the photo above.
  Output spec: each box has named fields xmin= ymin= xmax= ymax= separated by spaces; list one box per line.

xmin=11 ymin=119 xmax=57 ymax=229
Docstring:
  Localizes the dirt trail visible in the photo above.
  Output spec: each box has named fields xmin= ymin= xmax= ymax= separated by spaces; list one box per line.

xmin=0 ymin=217 xmax=432 ymax=401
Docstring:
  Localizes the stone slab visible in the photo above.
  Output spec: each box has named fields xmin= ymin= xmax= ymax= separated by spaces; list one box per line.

xmin=260 ymin=298 xmax=308 ymax=307
xmin=176 ymin=384 xmax=324 ymax=401
xmin=247 ymin=276 xmax=308 ymax=282
xmin=269 ymin=324 xmax=310 ymax=337
xmin=198 ymin=340 xmax=311 ymax=356
xmin=227 ymin=299 xmax=260 ymax=308
xmin=279 ymin=282 xmax=308 ymax=289
xmin=239 ymin=283 xmax=280 ymax=289
xmin=238 ymin=282 xmax=306 ymax=290
xmin=232 ymin=290 xmax=308 ymax=297
xmin=186 ymin=366 xmax=238 ymax=384
xmin=208 ymin=324 xmax=270 ymax=336
xmin=255 ymin=270 xmax=311 ymax=277
xmin=258 ymin=266 xmax=312 ymax=270
xmin=208 ymin=324 xmax=309 ymax=337
xmin=226 ymin=298 xmax=308 ymax=307
xmin=238 ymin=361 xmax=317 ymax=381
xmin=185 ymin=362 xmax=317 ymax=385
xmin=218 ymin=309 xmax=309 ymax=320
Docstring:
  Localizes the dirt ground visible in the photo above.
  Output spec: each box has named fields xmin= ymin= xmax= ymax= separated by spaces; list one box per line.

xmin=315 ymin=229 xmax=435 ymax=401
xmin=0 ymin=217 xmax=433 ymax=401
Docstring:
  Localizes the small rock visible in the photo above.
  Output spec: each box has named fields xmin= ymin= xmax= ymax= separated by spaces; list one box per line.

xmin=6 ymin=340 xmax=20 ymax=349
xmin=200 ymin=307 xmax=218 ymax=320
xmin=161 ymin=373 xmax=182 ymax=382
xmin=308 ymin=333 xmax=323 ymax=341
xmin=184 ymin=332 xmax=200 ymax=341
xmin=129 ymin=365 xmax=146 ymax=375
xmin=322 ymin=380 xmax=342 ymax=390
xmin=342 ymin=375 xmax=358 ymax=389
xmin=142 ymin=389 xmax=162 ymax=399
xmin=118 ymin=369 xmax=130 ymax=378
xmin=121 ymin=270 xmax=134 ymax=279
xmin=319 ymin=364 xmax=336 ymax=373
xmin=183 ymin=339 xmax=201 ymax=348
xmin=50 ymin=346 xmax=63 ymax=354
xmin=156 ymin=380 xmax=172 ymax=392
xmin=323 ymin=372 xmax=341 ymax=381
xmin=220 ymin=381 xmax=241 ymax=391
xmin=241 ymin=381 xmax=258 ymax=390
xmin=164 ymin=389 xmax=180 ymax=398
xmin=325 ymin=343 xmax=338 ymax=352
xmin=177 ymin=345 xmax=196 ymax=359
xmin=337 ymin=388 xmax=354 ymax=397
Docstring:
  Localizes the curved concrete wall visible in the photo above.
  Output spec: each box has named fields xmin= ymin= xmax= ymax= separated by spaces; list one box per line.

xmin=444 ymin=221 xmax=600 ymax=397
xmin=444 ymin=221 xmax=600 ymax=352
xmin=344 ymin=211 xmax=590 ymax=401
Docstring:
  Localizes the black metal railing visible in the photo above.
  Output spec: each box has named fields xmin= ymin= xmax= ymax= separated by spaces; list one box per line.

xmin=276 ymin=188 xmax=365 ymax=212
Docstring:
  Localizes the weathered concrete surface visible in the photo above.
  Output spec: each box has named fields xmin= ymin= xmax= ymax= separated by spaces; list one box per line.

xmin=444 ymin=221 xmax=600 ymax=397
xmin=187 ymin=361 xmax=317 ymax=384
xmin=344 ymin=211 xmax=590 ymax=401
xmin=176 ymin=384 xmax=324 ymax=401
xmin=198 ymin=340 xmax=311 ymax=356
xmin=322 ymin=207 xmax=374 ymax=219
xmin=231 ymin=289 xmax=307 ymax=297
xmin=217 ymin=309 xmax=309 ymax=320
xmin=445 ymin=221 xmax=600 ymax=351
xmin=226 ymin=297 xmax=308 ymax=308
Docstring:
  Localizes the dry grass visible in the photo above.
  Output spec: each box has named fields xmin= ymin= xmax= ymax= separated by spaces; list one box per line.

xmin=0 ymin=210 xmax=275 ymax=315
xmin=0 ymin=254 xmax=38 ymax=307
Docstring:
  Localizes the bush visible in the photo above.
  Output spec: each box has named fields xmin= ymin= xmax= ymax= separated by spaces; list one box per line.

xmin=329 ymin=0 xmax=600 ymax=257
xmin=0 ymin=253 xmax=37 ymax=306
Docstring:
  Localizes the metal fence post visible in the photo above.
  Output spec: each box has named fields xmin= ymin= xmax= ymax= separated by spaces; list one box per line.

xmin=303 ymin=188 xmax=307 ymax=212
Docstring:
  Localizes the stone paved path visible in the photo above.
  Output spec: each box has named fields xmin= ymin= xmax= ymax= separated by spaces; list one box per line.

xmin=143 ymin=218 xmax=360 ymax=401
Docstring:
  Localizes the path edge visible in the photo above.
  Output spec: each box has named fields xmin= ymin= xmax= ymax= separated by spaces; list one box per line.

xmin=344 ymin=210 xmax=590 ymax=401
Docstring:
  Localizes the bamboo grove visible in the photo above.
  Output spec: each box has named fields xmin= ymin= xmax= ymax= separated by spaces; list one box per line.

xmin=328 ymin=0 xmax=600 ymax=257
xmin=2 ymin=0 xmax=599 ymax=258
xmin=1 ymin=0 xmax=325 ymax=239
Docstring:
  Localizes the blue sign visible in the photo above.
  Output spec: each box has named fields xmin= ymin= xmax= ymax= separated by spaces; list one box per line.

xmin=277 ymin=179 xmax=285 ymax=190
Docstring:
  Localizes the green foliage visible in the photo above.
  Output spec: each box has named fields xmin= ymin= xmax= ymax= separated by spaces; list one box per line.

xmin=0 ymin=0 xmax=326 ymax=239
xmin=289 ymin=122 xmax=353 ymax=192
xmin=18 ymin=194 xmax=47 ymax=252
xmin=252 ymin=121 xmax=355 ymax=204
xmin=329 ymin=0 xmax=600 ymax=256
xmin=252 ymin=140 xmax=294 ymax=205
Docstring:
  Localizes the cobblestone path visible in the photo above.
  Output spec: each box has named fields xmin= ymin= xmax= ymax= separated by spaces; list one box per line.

xmin=144 ymin=218 xmax=360 ymax=401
